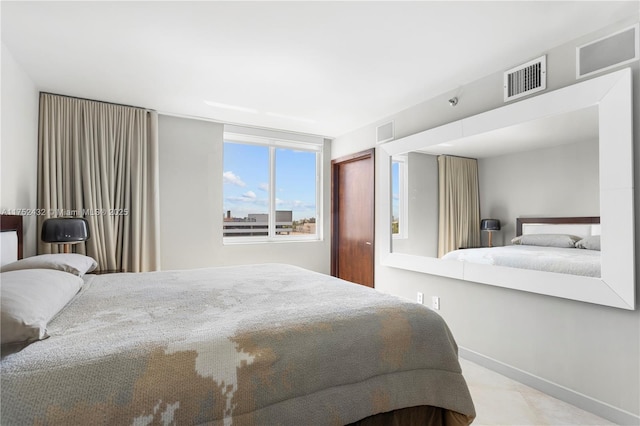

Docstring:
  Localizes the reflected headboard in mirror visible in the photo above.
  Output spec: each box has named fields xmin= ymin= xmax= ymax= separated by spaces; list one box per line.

xmin=379 ymin=68 xmax=634 ymax=310
xmin=1 ymin=215 xmax=24 ymax=266
xmin=516 ymin=216 xmax=600 ymax=237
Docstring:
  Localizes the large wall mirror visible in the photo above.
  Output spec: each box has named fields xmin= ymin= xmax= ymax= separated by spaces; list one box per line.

xmin=379 ymin=68 xmax=635 ymax=310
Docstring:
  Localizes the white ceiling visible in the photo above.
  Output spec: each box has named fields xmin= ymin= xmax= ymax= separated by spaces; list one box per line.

xmin=417 ymin=106 xmax=599 ymax=158
xmin=2 ymin=1 xmax=638 ymax=138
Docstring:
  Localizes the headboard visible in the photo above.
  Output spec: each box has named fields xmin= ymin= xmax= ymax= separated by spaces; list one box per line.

xmin=1 ymin=214 xmax=24 ymax=266
xmin=516 ymin=216 xmax=600 ymax=239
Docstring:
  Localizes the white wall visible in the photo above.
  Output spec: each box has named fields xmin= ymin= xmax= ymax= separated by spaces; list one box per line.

xmin=158 ymin=114 xmax=331 ymax=273
xmin=479 ymin=139 xmax=600 ymax=246
xmin=1 ymin=43 xmax=39 ymax=256
xmin=333 ymin=19 xmax=640 ymax=422
xmin=393 ymin=152 xmax=438 ymax=257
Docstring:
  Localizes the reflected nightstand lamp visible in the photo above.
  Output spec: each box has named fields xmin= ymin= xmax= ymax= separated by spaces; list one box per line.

xmin=480 ymin=219 xmax=501 ymax=248
xmin=41 ymin=218 xmax=90 ymax=253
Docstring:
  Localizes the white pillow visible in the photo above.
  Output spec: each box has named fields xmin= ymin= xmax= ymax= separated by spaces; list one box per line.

xmin=1 ymin=269 xmax=83 ymax=346
xmin=511 ymin=234 xmax=581 ymax=248
xmin=1 ymin=254 xmax=97 ymax=277
xmin=576 ymin=235 xmax=601 ymax=251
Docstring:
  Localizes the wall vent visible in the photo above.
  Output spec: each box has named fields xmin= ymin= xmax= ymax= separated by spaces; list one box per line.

xmin=503 ymin=55 xmax=546 ymax=102
xmin=376 ymin=121 xmax=394 ymax=144
xmin=577 ymin=24 xmax=639 ymax=79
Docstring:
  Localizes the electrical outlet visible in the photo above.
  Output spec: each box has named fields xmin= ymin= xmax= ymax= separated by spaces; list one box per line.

xmin=416 ymin=292 xmax=424 ymax=304
xmin=432 ymin=296 xmax=440 ymax=310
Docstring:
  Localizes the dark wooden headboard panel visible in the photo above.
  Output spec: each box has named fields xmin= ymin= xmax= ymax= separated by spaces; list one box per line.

xmin=516 ymin=216 xmax=600 ymax=237
xmin=1 ymin=214 xmax=24 ymax=260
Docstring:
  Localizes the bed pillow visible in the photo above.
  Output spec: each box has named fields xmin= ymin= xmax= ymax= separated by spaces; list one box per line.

xmin=511 ymin=234 xmax=582 ymax=248
xmin=576 ymin=235 xmax=601 ymax=251
xmin=1 ymin=269 xmax=83 ymax=346
xmin=1 ymin=253 xmax=97 ymax=277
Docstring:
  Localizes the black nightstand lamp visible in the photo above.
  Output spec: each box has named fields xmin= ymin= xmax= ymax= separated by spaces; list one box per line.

xmin=41 ymin=217 xmax=90 ymax=253
xmin=480 ymin=219 xmax=501 ymax=248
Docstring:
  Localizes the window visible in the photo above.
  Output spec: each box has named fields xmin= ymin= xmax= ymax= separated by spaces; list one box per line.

xmin=391 ymin=155 xmax=408 ymax=239
xmin=223 ymin=127 xmax=322 ymax=242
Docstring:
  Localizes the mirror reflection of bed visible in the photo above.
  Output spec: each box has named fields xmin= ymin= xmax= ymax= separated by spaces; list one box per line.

xmin=442 ymin=217 xmax=601 ymax=278
xmin=381 ymin=68 xmax=634 ymax=310
xmin=390 ymin=106 xmax=600 ymax=269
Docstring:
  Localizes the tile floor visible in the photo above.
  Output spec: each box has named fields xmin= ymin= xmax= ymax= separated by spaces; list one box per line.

xmin=459 ymin=358 xmax=616 ymax=426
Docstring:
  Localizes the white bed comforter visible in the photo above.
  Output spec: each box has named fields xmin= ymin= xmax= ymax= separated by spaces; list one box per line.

xmin=442 ymin=245 xmax=600 ymax=277
xmin=1 ymin=263 xmax=475 ymax=425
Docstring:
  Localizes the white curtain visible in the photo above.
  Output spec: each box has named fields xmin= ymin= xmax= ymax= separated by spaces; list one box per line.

xmin=37 ymin=93 xmax=160 ymax=273
xmin=437 ymin=155 xmax=481 ymax=257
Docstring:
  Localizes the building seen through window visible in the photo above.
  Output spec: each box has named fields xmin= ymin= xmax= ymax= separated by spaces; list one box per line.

xmin=222 ymin=131 xmax=321 ymax=242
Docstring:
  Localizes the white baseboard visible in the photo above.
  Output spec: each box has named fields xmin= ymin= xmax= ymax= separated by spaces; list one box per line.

xmin=459 ymin=347 xmax=640 ymax=426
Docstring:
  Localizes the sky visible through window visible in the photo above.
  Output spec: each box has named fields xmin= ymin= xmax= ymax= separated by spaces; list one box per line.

xmin=223 ymin=142 xmax=317 ymax=221
xmin=392 ymin=161 xmax=399 ymax=221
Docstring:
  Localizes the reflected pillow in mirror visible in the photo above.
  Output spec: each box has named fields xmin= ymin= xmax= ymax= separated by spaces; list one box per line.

xmin=576 ymin=235 xmax=601 ymax=251
xmin=1 ymin=254 xmax=97 ymax=277
xmin=511 ymin=234 xmax=581 ymax=248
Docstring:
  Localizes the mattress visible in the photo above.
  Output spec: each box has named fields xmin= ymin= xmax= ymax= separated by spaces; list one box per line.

xmin=0 ymin=263 xmax=475 ymax=425
xmin=442 ymin=245 xmax=600 ymax=277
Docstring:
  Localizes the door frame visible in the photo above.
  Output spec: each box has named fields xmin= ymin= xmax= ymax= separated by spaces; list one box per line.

xmin=330 ymin=148 xmax=375 ymax=283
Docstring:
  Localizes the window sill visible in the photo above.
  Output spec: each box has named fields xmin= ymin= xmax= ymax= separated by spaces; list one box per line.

xmin=223 ymin=236 xmax=322 ymax=245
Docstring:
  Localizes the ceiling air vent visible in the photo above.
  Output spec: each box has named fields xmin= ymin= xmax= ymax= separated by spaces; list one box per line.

xmin=577 ymin=24 xmax=638 ymax=79
xmin=376 ymin=121 xmax=394 ymax=144
xmin=503 ymin=55 xmax=546 ymax=102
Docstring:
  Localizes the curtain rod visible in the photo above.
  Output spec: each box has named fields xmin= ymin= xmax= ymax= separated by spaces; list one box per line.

xmin=438 ymin=154 xmax=478 ymax=161
xmin=39 ymin=92 xmax=156 ymax=112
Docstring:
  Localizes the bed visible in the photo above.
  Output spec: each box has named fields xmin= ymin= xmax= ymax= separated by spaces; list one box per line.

xmin=442 ymin=217 xmax=601 ymax=277
xmin=0 ymin=215 xmax=475 ymax=426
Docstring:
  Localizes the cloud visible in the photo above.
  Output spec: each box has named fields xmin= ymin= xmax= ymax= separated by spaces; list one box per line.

xmin=226 ymin=191 xmax=259 ymax=203
xmin=258 ymin=183 xmax=269 ymax=192
xmin=223 ymin=171 xmax=246 ymax=187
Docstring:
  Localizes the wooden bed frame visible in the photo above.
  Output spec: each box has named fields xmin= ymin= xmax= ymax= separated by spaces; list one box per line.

xmin=1 ymin=214 xmax=24 ymax=260
xmin=516 ymin=216 xmax=600 ymax=237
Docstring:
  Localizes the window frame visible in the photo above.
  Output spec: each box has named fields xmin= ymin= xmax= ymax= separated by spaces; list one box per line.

xmin=223 ymin=129 xmax=323 ymax=244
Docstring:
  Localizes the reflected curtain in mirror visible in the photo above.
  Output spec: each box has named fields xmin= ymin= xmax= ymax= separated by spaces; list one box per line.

xmin=37 ymin=93 xmax=160 ymax=273
xmin=437 ymin=156 xmax=481 ymax=256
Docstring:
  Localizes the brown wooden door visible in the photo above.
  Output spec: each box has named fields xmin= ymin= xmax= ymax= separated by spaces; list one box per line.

xmin=331 ymin=149 xmax=374 ymax=287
